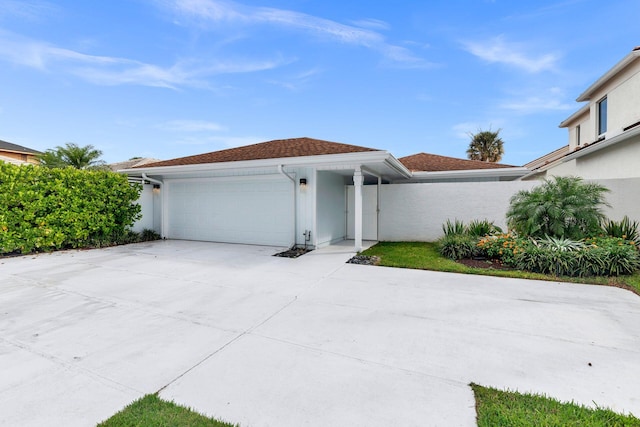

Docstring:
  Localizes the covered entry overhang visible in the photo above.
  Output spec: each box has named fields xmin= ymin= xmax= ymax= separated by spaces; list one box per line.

xmin=121 ymin=150 xmax=411 ymax=251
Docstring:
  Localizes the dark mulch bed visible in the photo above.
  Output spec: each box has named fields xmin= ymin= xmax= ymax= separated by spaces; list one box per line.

xmin=456 ymin=257 xmax=513 ymax=270
xmin=274 ymin=247 xmax=313 ymax=258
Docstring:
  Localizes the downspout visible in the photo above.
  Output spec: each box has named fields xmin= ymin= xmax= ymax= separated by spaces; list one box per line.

xmin=141 ymin=173 xmax=165 ymax=238
xmin=278 ymin=165 xmax=297 ymax=248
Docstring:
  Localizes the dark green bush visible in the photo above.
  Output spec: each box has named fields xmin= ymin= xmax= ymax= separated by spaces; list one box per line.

xmin=0 ymin=163 xmax=141 ymax=254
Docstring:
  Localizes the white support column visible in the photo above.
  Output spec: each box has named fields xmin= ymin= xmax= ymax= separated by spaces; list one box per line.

xmin=353 ymin=168 xmax=363 ymax=252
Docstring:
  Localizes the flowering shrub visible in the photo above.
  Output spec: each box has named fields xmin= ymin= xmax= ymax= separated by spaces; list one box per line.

xmin=476 ymin=233 xmax=530 ymax=266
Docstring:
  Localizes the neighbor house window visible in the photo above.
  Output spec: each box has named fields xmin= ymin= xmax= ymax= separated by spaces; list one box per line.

xmin=598 ymin=96 xmax=608 ymax=135
xmin=576 ymin=124 xmax=581 ymax=146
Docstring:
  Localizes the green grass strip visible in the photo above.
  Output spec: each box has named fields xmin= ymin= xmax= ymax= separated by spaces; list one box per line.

xmin=361 ymin=242 xmax=640 ymax=295
xmin=472 ymin=383 xmax=640 ymax=426
xmin=98 ymin=394 xmax=238 ymax=427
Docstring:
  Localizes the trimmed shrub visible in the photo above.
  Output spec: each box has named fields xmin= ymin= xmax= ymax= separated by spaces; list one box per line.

xmin=0 ymin=163 xmax=141 ymax=254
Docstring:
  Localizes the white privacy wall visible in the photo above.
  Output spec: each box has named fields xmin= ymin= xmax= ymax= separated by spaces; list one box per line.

xmin=378 ymin=182 xmax=537 ymax=242
xmin=595 ymin=178 xmax=640 ymax=221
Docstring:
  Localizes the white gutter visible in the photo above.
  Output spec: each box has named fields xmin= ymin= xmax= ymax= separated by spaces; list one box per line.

xmin=561 ymin=125 xmax=640 ymax=162
xmin=141 ymin=173 xmax=165 ymax=238
xmin=408 ymin=167 xmax=529 ymax=181
xmin=278 ymin=165 xmax=297 ymax=249
xmin=142 ymin=173 xmax=163 ymax=186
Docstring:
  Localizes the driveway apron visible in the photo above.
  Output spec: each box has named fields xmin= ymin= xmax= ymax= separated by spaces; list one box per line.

xmin=1 ymin=240 xmax=639 ymax=426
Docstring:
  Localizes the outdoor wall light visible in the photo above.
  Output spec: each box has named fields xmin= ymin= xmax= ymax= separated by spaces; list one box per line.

xmin=299 ymin=178 xmax=307 ymax=189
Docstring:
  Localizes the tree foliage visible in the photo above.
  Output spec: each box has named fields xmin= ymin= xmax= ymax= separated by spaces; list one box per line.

xmin=466 ymin=129 xmax=505 ymax=162
xmin=506 ymin=176 xmax=610 ymax=240
xmin=0 ymin=163 xmax=141 ymax=254
xmin=38 ymin=143 xmax=106 ymax=170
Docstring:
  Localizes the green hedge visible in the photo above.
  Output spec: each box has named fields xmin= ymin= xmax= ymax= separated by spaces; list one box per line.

xmin=0 ymin=163 xmax=141 ymax=254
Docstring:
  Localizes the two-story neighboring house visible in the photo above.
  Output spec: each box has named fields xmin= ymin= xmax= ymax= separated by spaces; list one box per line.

xmin=524 ymin=46 xmax=640 ymax=180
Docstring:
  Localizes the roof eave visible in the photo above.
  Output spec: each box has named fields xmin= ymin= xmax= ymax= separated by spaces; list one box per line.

xmin=561 ymin=125 xmax=640 ymax=163
xmin=120 ymin=150 xmax=403 ymax=176
xmin=559 ymin=103 xmax=590 ymax=128
xmin=576 ymin=50 xmax=640 ymax=102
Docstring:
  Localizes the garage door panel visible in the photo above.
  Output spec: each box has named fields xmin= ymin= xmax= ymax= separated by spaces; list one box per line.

xmin=167 ymin=178 xmax=293 ymax=246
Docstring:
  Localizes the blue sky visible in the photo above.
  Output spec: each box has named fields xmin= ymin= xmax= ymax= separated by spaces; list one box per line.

xmin=0 ymin=0 xmax=638 ymax=165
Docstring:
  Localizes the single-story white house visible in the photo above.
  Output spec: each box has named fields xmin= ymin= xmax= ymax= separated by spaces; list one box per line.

xmin=122 ymin=137 xmax=526 ymax=251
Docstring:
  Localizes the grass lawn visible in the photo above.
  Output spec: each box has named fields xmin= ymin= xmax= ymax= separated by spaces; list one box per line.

xmin=100 ymin=389 xmax=640 ymax=426
xmin=98 ymin=394 xmax=238 ymax=427
xmin=472 ymin=383 xmax=640 ymax=426
xmin=361 ymin=241 xmax=640 ymax=296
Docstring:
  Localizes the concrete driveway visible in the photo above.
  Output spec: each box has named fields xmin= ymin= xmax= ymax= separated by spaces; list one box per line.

xmin=1 ymin=240 xmax=640 ymax=426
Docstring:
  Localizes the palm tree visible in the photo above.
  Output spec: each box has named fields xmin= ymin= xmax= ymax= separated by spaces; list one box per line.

xmin=466 ymin=129 xmax=505 ymax=162
xmin=38 ymin=143 xmax=106 ymax=170
xmin=506 ymin=176 xmax=610 ymax=240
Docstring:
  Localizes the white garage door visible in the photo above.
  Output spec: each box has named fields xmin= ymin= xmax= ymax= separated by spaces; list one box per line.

xmin=167 ymin=176 xmax=294 ymax=247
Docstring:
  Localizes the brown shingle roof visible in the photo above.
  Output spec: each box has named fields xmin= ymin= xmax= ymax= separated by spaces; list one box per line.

xmin=138 ymin=137 xmax=380 ymax=168
xmin=399 ymin=153 xmax=517 ymax=172
xmin=0 ymin=139 xmax=41 ymax=154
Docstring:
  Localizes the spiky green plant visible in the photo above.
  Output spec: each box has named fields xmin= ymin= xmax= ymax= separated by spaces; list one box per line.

xmin=506 ymin=176 xmax=610 ymax=240
xmin=442 ymin=219 xmax=466 ymax=237
xmin=466 ymin=219 xmax=502 ymax=237
xmin=603 ymin=216 xmax=639 ymax=241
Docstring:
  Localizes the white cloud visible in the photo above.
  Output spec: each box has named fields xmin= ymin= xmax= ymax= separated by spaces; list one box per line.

xmin=500 ymin=97 xmax=573 ymax=113
xmin=500 ymin=87 xmax=574 ymax=114
xmin=349 ymin=18 xmax=390 ymax=31
xmin=463 ymin=36 xmax=560 ymax=73
xmin=160 ymin=119 xmax=226 ymax=132
xmin=452 ymin=121 xmax=505 ymax=140
xmin=267 ymin=67 xmax=322 ymax=90
xmin=173 ymin=134 xmax=264 ymax=147
xmin=0 ymin=29 xmax=287 ymax=88
xmin=158 ymin=0 xmax=434 ymax=68
xmin=0 ymin=0 xmax=56 ymax=21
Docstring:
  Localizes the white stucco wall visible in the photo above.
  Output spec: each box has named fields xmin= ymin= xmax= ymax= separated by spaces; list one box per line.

xmin=596 ymin=177 xmax=640 ymax=222
xmin=132 ymin=184 xmax=154 ymax=232
xmin=378 ymin=182 xmax=536 ymax=241
xmin=315 ymin=171 xmax=347 ymax=247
